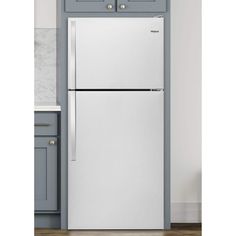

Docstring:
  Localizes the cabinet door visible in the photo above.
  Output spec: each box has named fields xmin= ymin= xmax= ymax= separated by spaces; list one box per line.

xmin=35 ymin=137 xmax=57 ymax=211
xmin=65 ymin=0 xmax=115 ymax=12
xmin=117 ymin=0 xmax=166 ymax=12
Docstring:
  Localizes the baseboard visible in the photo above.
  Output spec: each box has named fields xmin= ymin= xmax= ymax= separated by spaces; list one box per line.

xmin=171 ymin=223 xmax=202 ymax=228
xmin=171 ymin=202 xmax=201 ymax=223
xmin=35 ymin=214 xmax=60 ymax=228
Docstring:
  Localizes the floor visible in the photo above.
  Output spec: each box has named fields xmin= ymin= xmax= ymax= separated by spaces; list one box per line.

xmin=35 ymin=224 xmax=201 ymax=236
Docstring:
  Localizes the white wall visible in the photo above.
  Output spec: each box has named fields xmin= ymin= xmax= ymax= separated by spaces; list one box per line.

xmin=171 ymin=0 xmax=202 ymax=222
xmin=34 ymin=0 xmax=57 ymax=28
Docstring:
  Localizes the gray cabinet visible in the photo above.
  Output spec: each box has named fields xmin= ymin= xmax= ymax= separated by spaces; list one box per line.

xmin=65 ymin=0 xmax=166 ymax=13
xmin=35 ymin=113 xmax=58 ymax=136
xmin=117 ymin=0 xmax=166 ymax=13
xmin=65 ymin=0 xmax=116 ymax=12
xmin=34 ymin=111 xmax=61 ymax=228
xmin=35 ymin=137 xmax=58 ymax=211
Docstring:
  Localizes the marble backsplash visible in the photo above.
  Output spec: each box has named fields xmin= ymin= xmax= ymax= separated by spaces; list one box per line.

xmin=35 ymin=29 xmax=56 ymax=104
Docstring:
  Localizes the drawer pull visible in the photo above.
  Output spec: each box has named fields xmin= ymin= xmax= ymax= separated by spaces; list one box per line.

xmin=49 ymin=140 xmax=56 ymax=145
xmin=119 ymin=4 xmax=126 ymax=9
xmin=35 ymin=123 xmax=51 ymax=127
xmin=106 ymin=4 xmax=113 ymax=10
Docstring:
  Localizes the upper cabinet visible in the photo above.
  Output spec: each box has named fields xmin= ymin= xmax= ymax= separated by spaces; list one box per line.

xmin=117 ymin=0 xmax=166 ymax=13
xmin=65 ymin=0 xmax=166 ymax=13
xmin=65 ymin=0 xmax=116 ymax=12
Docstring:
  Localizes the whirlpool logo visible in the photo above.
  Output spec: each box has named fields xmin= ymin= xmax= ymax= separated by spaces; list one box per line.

xmin=150 ymin=30 xmax=159 ymax=33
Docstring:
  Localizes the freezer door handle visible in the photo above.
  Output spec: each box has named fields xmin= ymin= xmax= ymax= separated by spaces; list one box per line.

xmin=68 ymin=19 xmax=76 ymax=89
xmin=68 ymin=91 xmax=76 ymax=161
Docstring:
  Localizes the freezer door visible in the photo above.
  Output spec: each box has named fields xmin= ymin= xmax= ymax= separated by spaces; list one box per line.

xmin=68 ymin=91 xmax=164 ymax=229
xmin=68 ymin=18 xmax=164 ymax=89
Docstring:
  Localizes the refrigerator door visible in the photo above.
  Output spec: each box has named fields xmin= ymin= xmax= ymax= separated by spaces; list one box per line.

xmin=68 ymin=91 xmax=164 ymax=229
xmin=68 ymin=17 xmax=164 ymax=89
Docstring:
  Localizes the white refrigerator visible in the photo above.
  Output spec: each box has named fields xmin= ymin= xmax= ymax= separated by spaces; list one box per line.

xmin=68 ymin=17 xmax=164 ymax=229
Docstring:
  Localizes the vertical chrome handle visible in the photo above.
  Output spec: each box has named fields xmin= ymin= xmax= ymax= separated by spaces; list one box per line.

xmin=68 ymin=91 xmax=76 ymax=161
xmin=68 ymin=19 xmax=76 ymax=89
xmin=68 ymin=19 xmax=77 ymax=162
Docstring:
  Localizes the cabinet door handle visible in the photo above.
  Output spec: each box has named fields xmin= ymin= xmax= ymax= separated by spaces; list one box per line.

xmin=106 ymin=4 xmax=113 ymax=10
xmin=49 ymin=140 xmax=56 ymax=145
xmin=119 ymin=4 xmax=126 ymax=9
xmin=35 ymin=123 xmax=50 ymax=127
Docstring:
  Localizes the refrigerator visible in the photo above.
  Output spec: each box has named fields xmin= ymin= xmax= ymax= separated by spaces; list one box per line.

xmin=68 ymin=17 xmax=164 ymax=229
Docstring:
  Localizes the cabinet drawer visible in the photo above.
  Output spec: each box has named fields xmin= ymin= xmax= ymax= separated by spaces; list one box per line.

xmin=35 ymin=113 xmax=58 ymax=136
xmin=117 ymin=0 xmax=166 ymax=13
xmin=65 ymin=0 xmax=116 ymax=13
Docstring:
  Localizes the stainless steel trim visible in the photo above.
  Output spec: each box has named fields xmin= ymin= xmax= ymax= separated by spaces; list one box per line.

xmin=68 ymin=91 xmax=76 ymax=161
xmin=34 ymin=123 xmax=50 ymax=127
xmin=68 ymin=19 xmax=76 ymax=89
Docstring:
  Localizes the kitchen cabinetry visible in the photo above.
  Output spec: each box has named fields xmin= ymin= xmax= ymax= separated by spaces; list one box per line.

xmin=34 ymin=111 xmax=60 ymax=228
xmin=117 ymin=0 xmax=166 ymax=12
xmin=65 ymin=0 xmax=116 ymax=12
xmin=65 ymin=0 xmax=166 ymax=13
xmin=35 ymin=137 xmax=57 ymax=211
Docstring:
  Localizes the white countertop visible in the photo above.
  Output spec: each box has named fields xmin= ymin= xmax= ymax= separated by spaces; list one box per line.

xmin=34 ymin=103 xmax=61 ymax=112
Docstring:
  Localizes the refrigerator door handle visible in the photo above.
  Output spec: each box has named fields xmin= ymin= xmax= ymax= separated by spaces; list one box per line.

xmin=68 ymin=19 xmax=76 ymax=89
xmin=68 ymin=91 xmax=76 ymax=161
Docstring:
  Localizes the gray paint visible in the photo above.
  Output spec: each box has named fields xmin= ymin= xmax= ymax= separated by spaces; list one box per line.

xmin=65 ymin=0 xmax=166 ymax=13
xmin=35 ymin=137 xmax=58 ymax=211
xmin=35 ymin=214 xmax=60 ymax=228
xmin=65 ymin=0 xmax=116 ymax=13
xmin=35 ymin=113 xmax=58 ymax=136
xmin=164 ymin=0 xmax=171 ymax=229
xmin=57 ymin=0 xmax=170 ymax=229
xmin=35 ymin=148 xmax=47 ymax=201
xmin=34 ymin=111 xmax=61 ymax=228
